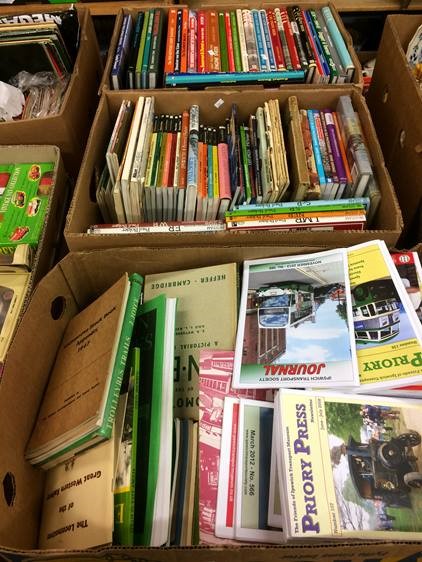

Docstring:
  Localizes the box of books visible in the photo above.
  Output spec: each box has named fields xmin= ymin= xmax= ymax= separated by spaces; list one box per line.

xmin=367 ymin=15 xmax=422 ymax=248
xmin=64 ymin=86 xmax=402 ymax=251
xmin=0 ymin=6 xmax=102 ymax=178
xmin=100 ymin=3 xmax=363 ymax=93
xmin=2 ymin=242 xmax=422 ymax=560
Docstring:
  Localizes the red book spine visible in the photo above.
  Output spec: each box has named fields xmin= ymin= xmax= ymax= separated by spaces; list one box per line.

xmin=179 ymin=110 xmax=190 ymax=188
xmin=224 ymin=11 xmax=236 ymax=73
xmin=197 ymin=10 xmax=206 ymax=73
xmin=164 ymin=8 xmax=178 ymax=73
xmin=280 ymin=7 xmax=301 ymax=71
xmin=301 ymin=9 xmax=324 ymax=78
xmin=267 ymin=9 xmax=285 ymax=71
xmin=188 ymin=10 xmax=197 ymax=73
xmin=180 ymin=8 xmax=189 ymax=73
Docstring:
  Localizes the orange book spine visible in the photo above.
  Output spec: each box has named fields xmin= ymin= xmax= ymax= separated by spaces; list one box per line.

xmin=333 ymin=111 xmax=352 ymax=185
xmin=207 ymin=10 xmax=221 ymax=72
xmin=164 ymin=8 xmax=178 ymax=73
xmin=180 ymin=8 xmax=189 ymax=74
xmin=179 ymin=110 xmax=190 ymax=188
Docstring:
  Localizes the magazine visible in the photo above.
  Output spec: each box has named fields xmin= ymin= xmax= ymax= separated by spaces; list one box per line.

xmin=276 ymin=389 xmax=422 ymax=540
xmin=347 ymin=241 xmax=422 ymax=392
xmin=233 ymin=249 xmax=358 ymax=389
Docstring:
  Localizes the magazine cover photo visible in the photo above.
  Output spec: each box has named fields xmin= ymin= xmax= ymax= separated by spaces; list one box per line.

xmin=233 ymin=249 xmax=358 ymax=388
xmin=325 ymin=398 xmax=422 ymax=537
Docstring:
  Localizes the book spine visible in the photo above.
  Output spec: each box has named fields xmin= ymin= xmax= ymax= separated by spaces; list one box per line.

xmin=127 ymin=12 xmax=144 ymax=89
xmin=313 ymin=110 xmax=332 ymax=196
xmin=274 ymin=8 xmax=292 ymax=70
xmin=287 ymin=6 xmax=308 ymax=72
xmin=245 ymin=126 xmax=256 ymax=201
xmin=101 ymin=274 xmax=143 ymax=438
xmin=320 ymin=110 xmax=339 ymax=199
xmin=179 ymin=110 xmax=190 ymax=188
xmin=251 ymin=9 xmax=267 ymax=72
xmin=301 ymin=8 xmax=323 ymax=83
xmin=321 ymin=6 xmax=354 ymax=76
xmin=208 ymin=11 xmax=221 ymax=72
xmin=212 ymin=132 xmax=219 ymax=202
xmin=260 ymin=9 xmax=276 ymax=72
xmin=242 ymin=9 xmax=259 ymax=72
xmin=280 ymin=7 xmax=301 ymax=71
xmin=173 ymin=116 xmax=182 ymax=187
xmin=236 ymin=9 xmax=249 ymax=72
xmin=299 ymin=108 xmax=319 ymax=189
xmin=332 ymin=111 xmax=353 ymax=187
xmin=233 ymin=197 xmax=369 ymax=211
xmin=249 ymin=115 xmax=263 ymax=201
xmin=239 ymin=125 xmax=252 ymax=203
xmin=218 ymin=12 xmax=229 ymax=73
xmin=267 ymin=9 xmax=285 ymax=70
xmin=111 ymin=14 xmax=130 ymax=89
xmin=135 ymin=11 xmax=150 ymax=88
xmin=217 ymin=126 xmax=231 ymax=201
xmin=307 ymin=109 xmax=326 ymax=187
xmin=229 ymin=208 xmax=365 ymax=221
xmin=304 ymin=10 xmax=330 ymax=82
xmin=90 ymin=221 xmax=227 ymax=234
xmin=164 ymin=8 xmax=178 ymax=74
xmin=197 ymin=10 xmax=206 ymax=73
xmin=144 ymin=117 xmax=158 ymax=187
xmin=186 ymin=104 xmax=200 ymax=220
xmin=226 ymin=216 xmax=365 ymax=230
xmin=309 ymin=8 xmax=338 ymax=83
xmin=230 ymin=11 xmax=242 ymax=72
xmin=317 ymin=10 xmax=347 ymax=83
xmin=188 ymin=10 xmax=197 ymax=73
xmin=148 ymin=9 xmax=162 ymax=88
xmin=174 ymin=10 xmax=183 ymax=75
xmin=180 ymin=8 xmax=189 ymax=74
xmin=225 ymin=12 xmax=236 ymax=73
xmin=141 ymin=9 xmax=155 ymax=88
xmin=322 ymin=109 xmax=348 ymax=185
xmin=291 ymin=6 xmax=315 ymax=82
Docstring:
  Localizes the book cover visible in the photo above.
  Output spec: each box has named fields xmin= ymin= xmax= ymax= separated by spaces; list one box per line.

xmin=198 ymin=350 xmax=267 ymax=543
xmin=143 ymin=263 xmax=238 ymax=418
xmin=0 ymin=161 xmax=55 ymax=250
xmin=276 ymin=388 xmax=422 ymax=540
xmin=392 ymin=251 xmax=422 ymax=324
xmin=348 ymin=240 xmax=422 ymax=391
xmin=233 ymin=249 xmax=358 ymax=389
xmin=133 ymin=294 xmax=176 ymax=546
xmin=26 ymin=273 xmax=143 ymax=467
xmin=235 ymin=398 xmax=282 ymax=543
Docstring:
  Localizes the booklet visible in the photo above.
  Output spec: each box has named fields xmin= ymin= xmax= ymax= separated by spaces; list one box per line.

xmin=347 ymin=241 xmax=422 ymax=392
xmin=233 ymin=248 xmax=358 ymax=389
xmin=276 ymin=388 xmax=422 ymax=541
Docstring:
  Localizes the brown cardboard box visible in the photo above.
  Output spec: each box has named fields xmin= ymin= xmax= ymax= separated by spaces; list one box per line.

xmin=1 ymin=244 xmax=422 ymax=560
xmin=0 ymin=6 xmax=103 ymax=180
xmin=65 ymin=86 xmax=402 ymax=251
xmin=100 ymin=2 xmax=363 ymax=93
xmin=366 ymin=14 xmax=422 ymax=247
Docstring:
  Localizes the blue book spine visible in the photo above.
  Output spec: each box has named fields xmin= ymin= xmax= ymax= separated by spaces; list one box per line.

xmin=251 ymin=9 xmax=268 ymax=71
xmin=111 ymin=15 xmax=131 ymax=88
xmin=321 ymin=6 xmax=354 ymax=73
xmin=307 ymin=109 xmax=326 ymax=186
xmin=260 ymin=9 xmax=276 ymax=72
xmin=304 ymin=10 xmax=330 ymax=79
xmin=141 ymin=9 xmax=155 ymax=88
xmin=233 ymin=196 xmax=370 ymax=211
xmin=165 ymin=69 xmax=304 ymax=85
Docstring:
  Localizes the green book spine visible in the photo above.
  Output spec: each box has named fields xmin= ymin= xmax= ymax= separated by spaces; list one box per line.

xmin=133 ymin=294 xmax=167 ymax=546
xmin=226 ymin=203 xmax=365 ymax=217
xmin=100 ymin=273 xmax=144 ymax=439
xmin=135 ymin=10 xmax=150 ymax=88
xmin=142 ymin=8 xmax=155 ymax=88
xmin=151 ymin=130 xmax=164 ymax=186
xmin=230 ymin=11 xmax=242 ymax=72
xmin=114 ymin=346 xmax=140 ymax=546
xmin=218 ymin=12 xmax=229 ymax=73
xmin=127 ymin=12 xmax=145 ymax=88
xmin=239 ymin=125 xmax=251 ymax=202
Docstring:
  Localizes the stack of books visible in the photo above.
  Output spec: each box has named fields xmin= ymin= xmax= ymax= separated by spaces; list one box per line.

xmin=93 ymin=94 xmax=379 ymax=232
xmin=110 ymin=5 xmax=356 ymax=89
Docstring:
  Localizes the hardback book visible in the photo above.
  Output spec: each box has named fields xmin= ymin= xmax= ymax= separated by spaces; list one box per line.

xmin=25 ymin=273 xmax=143 ymax=468
xmin=132 ymin=294 xmax=177 ymax=547
xmin=233 ymin=249 xmax=358 ymax=389
xmin=143 ymin=263 xmax=238 ymax=418
xmin=347 ymin=240 xmax=422 ymax=392
xmin=38 ymin=391 xmax=127 ymax=549
xmin=199 ymin=350 xmax=268 ymax=543
xmin=275 ymin=388 xmax=422 ymax=540
xmin=106 ymin=100 xmax=134 ymax=186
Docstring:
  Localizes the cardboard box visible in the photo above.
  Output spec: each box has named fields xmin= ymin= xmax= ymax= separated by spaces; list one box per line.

xmin=65 ymin=86 xmax=402 ymax=251
xmin=100 ymin=2 xmax=364 ymax=93
xmin=0 ymin=6 xmax=103 ymax=180
xmin=366 ymin=14 xmax=422 ymax=247
xmin=2 ymin=244 xmax=422 ymax=560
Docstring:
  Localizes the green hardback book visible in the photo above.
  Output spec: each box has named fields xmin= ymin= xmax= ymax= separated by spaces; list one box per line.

xmin=25 ymin=272 xmax=143 ymax=468
xmin=239 ymin=125 xmax=252 ymax=202
xmin=113 ymin=346 xmax=140 ymax=546
xmin=135 ymin=10 xmax=150 ymax=88
xmin=230 ymin=11 xmax=242 ymax=72
xmin=218 ymin=12 xmax=229 ymax=73
xmin=141 ymin=8 xmax=155 ymax=89
xmin=133 ymin=294 xmax=176 ymax=546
